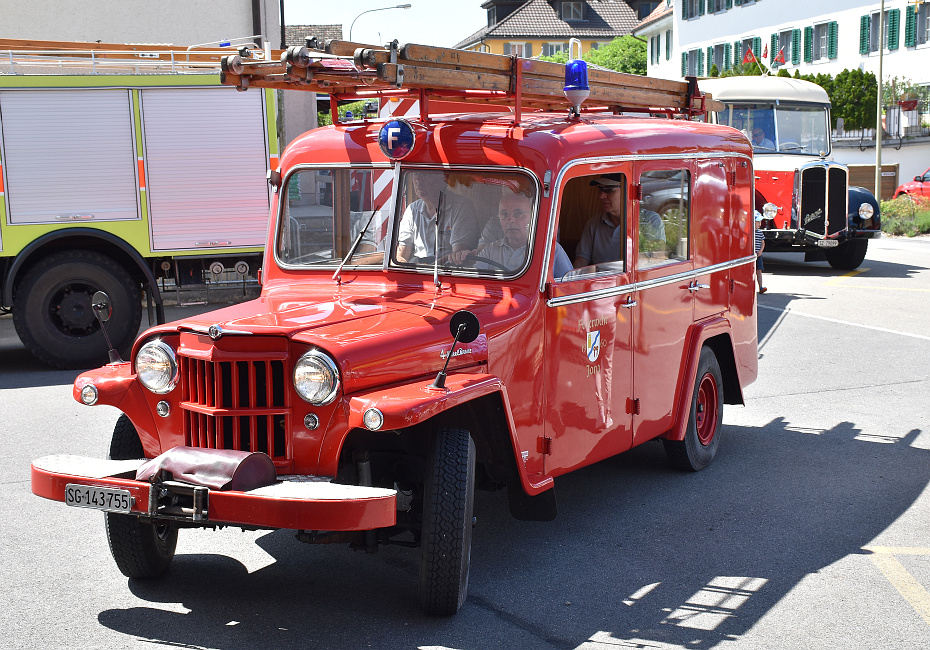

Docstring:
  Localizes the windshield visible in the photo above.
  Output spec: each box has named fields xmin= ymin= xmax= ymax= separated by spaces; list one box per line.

xmin=276 ymin=167 xmax=538 ymax=278
xmin=717 ymin=103 xmax=830 ymax=155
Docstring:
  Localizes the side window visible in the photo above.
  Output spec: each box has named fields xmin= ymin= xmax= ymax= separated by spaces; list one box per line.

xmin=639 ymin=169 xmax=690 ymax=269
xmin=556 ymin=173 xmax=627 ymax=280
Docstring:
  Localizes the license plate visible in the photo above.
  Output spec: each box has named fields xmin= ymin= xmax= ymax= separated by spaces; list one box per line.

xmin=65 ymin=484 xmax=133 ymax=513
xmin=816 ymin=239 xmax=839 ymax=248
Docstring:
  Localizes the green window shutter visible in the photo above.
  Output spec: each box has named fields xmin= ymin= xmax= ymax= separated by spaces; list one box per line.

xmin=724 ymin=42 xmax=731 ymax=70
xmin=698 ymin=49 xmax=704 ymax=76
xmin=682 ymin=51 xmax=688 ymax=76
xmin=859 ymin=15 xmax=870 ymax=54
xmin=682 ymin=0 xmax=689 ymax=20
xmin=753 ymin=37 xmax=761 ymax=58
xmin=888 ymin=9 xmax=900 ymax=50
xmin=667 ymin=30 xmax=672 ymax=60
xmin=735 ymin=0 xmax=741 ymax=6
xmin=791 ymin=28 xmax=801 ymax=63
xmin=707 ymin=46 xmax=713 ymax=71
xmin=770 ymin=33 xmax=778 ymax=65
xmin=699 ymin=0 xmax=705 ymax=17
xmin=905 ymin=5 xmax=917 ymax=47
xmin=734 ymin=40 xmax=740 ymax=63
xmin=828 ymin=21 xmax=838 ymax=58
xmin=726 ymin=0 xmax=732 ymax=8
xmin=804 ymin=26 xmax=813 ymax=62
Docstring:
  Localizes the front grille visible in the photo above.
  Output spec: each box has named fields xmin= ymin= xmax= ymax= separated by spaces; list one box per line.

xmin=178 ymin=334 xmax=290 ymax=462
xmin=799 ymin=164 xmax=848 ymax=237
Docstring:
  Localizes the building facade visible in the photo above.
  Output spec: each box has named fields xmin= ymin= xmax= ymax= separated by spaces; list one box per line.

xmin=636 ymin=0 xmax=930 ymax=87
xmin=456 ymin=0 xmax=640 ymax=56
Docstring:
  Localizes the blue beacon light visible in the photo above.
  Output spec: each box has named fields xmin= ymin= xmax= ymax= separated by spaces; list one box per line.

xmin=563 ymin=42 xmax=590 ymax=116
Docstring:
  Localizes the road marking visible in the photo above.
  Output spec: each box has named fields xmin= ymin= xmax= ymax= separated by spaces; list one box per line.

xmin=865 ymin=546 xmax=930 ymax=625
xmin=824 ymin=268 xmax=930 ymax=292
xmin=758 ymin=304 xmax=930 ymax=342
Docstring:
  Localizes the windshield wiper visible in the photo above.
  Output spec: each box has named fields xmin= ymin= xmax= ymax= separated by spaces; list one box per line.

xmin=333 ymin=202 xmax=384 ymax=284
xmin=433 ymin=192 xmax=444 ymax=289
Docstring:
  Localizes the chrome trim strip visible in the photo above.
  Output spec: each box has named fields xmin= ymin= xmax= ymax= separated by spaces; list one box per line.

xmin=546 ymin=255 xmax=756 ymax=308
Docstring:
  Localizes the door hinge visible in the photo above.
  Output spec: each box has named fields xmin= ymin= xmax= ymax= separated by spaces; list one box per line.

xmin=537 ymin=436 xmax=552 ymax=455
xmin=631 ymin=183 xmax=643 ymax=200
xmin=626 ymin=397 xmax=641 ymax=415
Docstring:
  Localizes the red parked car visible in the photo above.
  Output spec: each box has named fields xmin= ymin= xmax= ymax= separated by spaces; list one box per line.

xmin=31 ymin=41 xmax=759 ymax=616
xmin=894 ymin=167 xmax=930 ymax=199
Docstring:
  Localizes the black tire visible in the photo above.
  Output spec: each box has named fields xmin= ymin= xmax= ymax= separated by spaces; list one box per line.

xmin=825 ymin=239 xmax=868 ymax=271
xmin=664 ymin=347 xmax=723 ymax=472
xmin=12 ymin=250 xmax=142 ymax=369
xmin=105 ymin=415 xmax=177 ymax=578
xmin=418 ymin=427 xmax=476 ymax=616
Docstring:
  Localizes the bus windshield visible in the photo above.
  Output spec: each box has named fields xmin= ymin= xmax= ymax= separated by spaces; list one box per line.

xmin=718 ymin=103 xmax=831 ymax=156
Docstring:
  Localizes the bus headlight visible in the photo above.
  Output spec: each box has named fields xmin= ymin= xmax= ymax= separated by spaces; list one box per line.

xmin=763 ymin=203 xmax=778 ymax=220
xmin=858 ymin=202 xmax=874 ymax=219
xmin=293 ymin=350 xmax=340 ymax=405
xmin=135 ymin=340 xmax=178 ymax=394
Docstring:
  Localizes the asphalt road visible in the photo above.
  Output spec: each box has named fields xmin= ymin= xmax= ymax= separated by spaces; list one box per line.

xmin=1 ymin=236 xmax=929 ymax=650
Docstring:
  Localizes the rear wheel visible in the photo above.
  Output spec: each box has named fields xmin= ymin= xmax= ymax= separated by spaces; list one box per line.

xmin=826 ymin=238 xmax=868 ymax=271
xmin=105 ymin=415 xmax=177 ymax=578
xmin=12 ymin=250 xmax=141 ymax=369
xmin=664 ymin=347 xmax=723 ymax=472
xmin=417 ymin=427 xmax=476 ymax=616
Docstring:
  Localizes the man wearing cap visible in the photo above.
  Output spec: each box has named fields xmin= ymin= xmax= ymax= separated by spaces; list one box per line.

xmin=574 ymin=174 xmax=666 ymax=268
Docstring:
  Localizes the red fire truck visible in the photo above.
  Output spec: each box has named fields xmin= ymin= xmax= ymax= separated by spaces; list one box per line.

xmin=701 ymin=76 xmax=881 ymax=270
xmin=31 ymin=40 xmax=758 ymax=616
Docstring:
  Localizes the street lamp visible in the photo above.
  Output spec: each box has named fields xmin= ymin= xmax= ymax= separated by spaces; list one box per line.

xmin=349 ymin=4 xmax=412 ymax=42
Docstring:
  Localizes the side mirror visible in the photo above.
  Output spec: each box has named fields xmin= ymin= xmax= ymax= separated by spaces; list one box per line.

xmin=430 ymin=310 xmax=480 ymax=389
xmin=916 ymin=176 xmax=922 ymax=182
xmin=91 ymin=291 xmax=112 ymax=323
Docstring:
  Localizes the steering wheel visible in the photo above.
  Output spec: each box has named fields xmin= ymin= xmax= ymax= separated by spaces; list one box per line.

xmin=465 ymin=254 xmax=511 ymax=272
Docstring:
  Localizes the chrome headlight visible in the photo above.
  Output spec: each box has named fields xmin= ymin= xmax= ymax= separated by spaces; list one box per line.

xmin=762 ymin=202 xmax=778 ymax=220
xmin=135 ymin=340 xmax=178 ymax=394
xmin=858 ymin=202 xmax=874 ymax=219
xmin=293 ymin=350 xmax=340 ymax=405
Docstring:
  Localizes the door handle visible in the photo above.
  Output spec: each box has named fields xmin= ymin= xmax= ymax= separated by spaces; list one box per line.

xmin=621 ymin=296 xmax=637 ymax=308
xmin=688 ymin=281 xmax=710 ymax=292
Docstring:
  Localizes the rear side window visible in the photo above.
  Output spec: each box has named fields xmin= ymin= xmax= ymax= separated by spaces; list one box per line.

xmin=639 ymin=169 xmax=690 ymax=269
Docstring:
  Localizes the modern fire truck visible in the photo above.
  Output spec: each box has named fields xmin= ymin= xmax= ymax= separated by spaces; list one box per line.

xmin=32 ymin=38 xmax=759 ymax=616
xmin=0 ymin=39 xmax=278 ymax=368
xmin=701 ymin=76 xmax=881 ymax=270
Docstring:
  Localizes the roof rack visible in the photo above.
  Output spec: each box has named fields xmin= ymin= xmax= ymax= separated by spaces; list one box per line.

xmin=0 ymin=37 xmax=276 ymax=76
xmin=218 ymin=38 xmax=722 ymax=122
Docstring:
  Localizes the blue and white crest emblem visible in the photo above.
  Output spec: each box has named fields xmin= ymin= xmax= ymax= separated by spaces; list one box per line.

xmin=586 ymin=330 xmax=600 ymax=362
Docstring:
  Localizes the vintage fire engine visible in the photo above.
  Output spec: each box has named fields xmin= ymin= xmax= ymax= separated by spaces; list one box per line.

xmin=32 ymin=39 xmax=758 ymax=616
xmin=701 ymin=76 xmax=881 ymax=270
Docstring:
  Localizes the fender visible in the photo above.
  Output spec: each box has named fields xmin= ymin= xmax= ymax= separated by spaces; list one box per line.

xmin=73 ymin=364 xmax=163 ymax=456
xmin=664 ymin=317 xmax=743 ymax=443
xmin=341 ymin=372 xmax=553 ymax=496
xmin=1 ymin=228 xmax=164 ymax=322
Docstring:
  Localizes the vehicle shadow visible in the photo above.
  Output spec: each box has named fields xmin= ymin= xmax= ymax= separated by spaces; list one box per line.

xmin=95 ymin=416 xmax=930 ymax=649
xmin=761 ymin=250 xmax=926 ymax=280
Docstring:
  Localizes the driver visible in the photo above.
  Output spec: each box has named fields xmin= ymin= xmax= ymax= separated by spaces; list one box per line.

xmin=751 ymin=127 xmax=775 ymax=150
xmin=451 ymin=189 xmax=572 ymax=275
xmin=395 ymin=172 xmax=478 ymax=263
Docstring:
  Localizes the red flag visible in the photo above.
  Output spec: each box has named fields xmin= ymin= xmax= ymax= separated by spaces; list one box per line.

xmin=763 ymin=43 xmax=768 ymax=59
xmin=742 ymin=47 xmax=757 ymax=65
xmin=773 ymin=46 xmax=786 ymax=65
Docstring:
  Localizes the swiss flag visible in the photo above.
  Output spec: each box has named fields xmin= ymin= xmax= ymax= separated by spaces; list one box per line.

xmin=773 ymin=46 xmax=786 ymax=65
xmin=742 ymin=47 xmax=758 ymax=65
xmin=763 ymin=44 xmax=768 ymax=59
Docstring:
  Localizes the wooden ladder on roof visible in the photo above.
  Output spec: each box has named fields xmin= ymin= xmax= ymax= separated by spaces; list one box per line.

xmin=218 ymin=37 xmax=722 ymax=121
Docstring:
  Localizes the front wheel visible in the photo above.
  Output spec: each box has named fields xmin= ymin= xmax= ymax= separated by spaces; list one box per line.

xmin=664 ymin=347 xmax=723 ymax=472
xmin=826 ymin=239 xmax=868 ymax=271
xmin=418 ymin=427 xmax=476 ymax=616
xmin=12 ymin=250 xmax=141 ymax=368
xmin=105 ymin=415 xmax=177 ymax=578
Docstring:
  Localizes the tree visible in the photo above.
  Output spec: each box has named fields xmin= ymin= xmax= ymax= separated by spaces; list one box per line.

xmin=540 ymin=36 xmax=647 ymax=76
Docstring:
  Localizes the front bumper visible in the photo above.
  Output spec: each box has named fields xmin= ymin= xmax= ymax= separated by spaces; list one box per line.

xmin=32 ymin=455 xmax=396 ymax=531
xmin=763 ymin=228 xmax=882 ymax=249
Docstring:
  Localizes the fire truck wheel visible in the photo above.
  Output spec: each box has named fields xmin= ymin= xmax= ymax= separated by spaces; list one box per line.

xmin=418 ymin=426 xmax=476 ymax=616
xmin=105 ymin=415 xmax=178 ymax=578
xmin=12 ymin=250 xmax=142 ymax=369
xmin=825 ymin=239 xmax=868 ymax=271
xmin=664 ymin=347 xmax=723 ymax=472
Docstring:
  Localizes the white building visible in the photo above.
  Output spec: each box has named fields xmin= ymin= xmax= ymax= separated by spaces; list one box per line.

xmin=634 ymin=0 xmax=930 ymax=183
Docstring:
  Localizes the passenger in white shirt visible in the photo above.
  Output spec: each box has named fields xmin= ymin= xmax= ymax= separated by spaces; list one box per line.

xmin=395 ymin=172 xmax=478 ymax=263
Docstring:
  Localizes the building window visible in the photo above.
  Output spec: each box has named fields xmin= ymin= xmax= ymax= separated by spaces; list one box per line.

xmin=488 ymin=7 xmax=496 ymax=26
xmin=543 ymin=42 xmax=568 ymax=56
xmin=865 ymin=11 xmax=893 ymax=52
xmin=504 ymin=42 xmax=532 ymax=57
xmin=712 ymin=0 xmax=726 ymax=13
xmin=682 ymin=48 xmax=703 ymax=76
xmin=920 ymin=3 xmax=930 ymax=45
xmin=813 ymin=22 xmax=828 ymax=60
xmin=713 ymin=43 xmax=727 ymax=71
xmin=562 ymin=2 xmax=583 ymax=21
